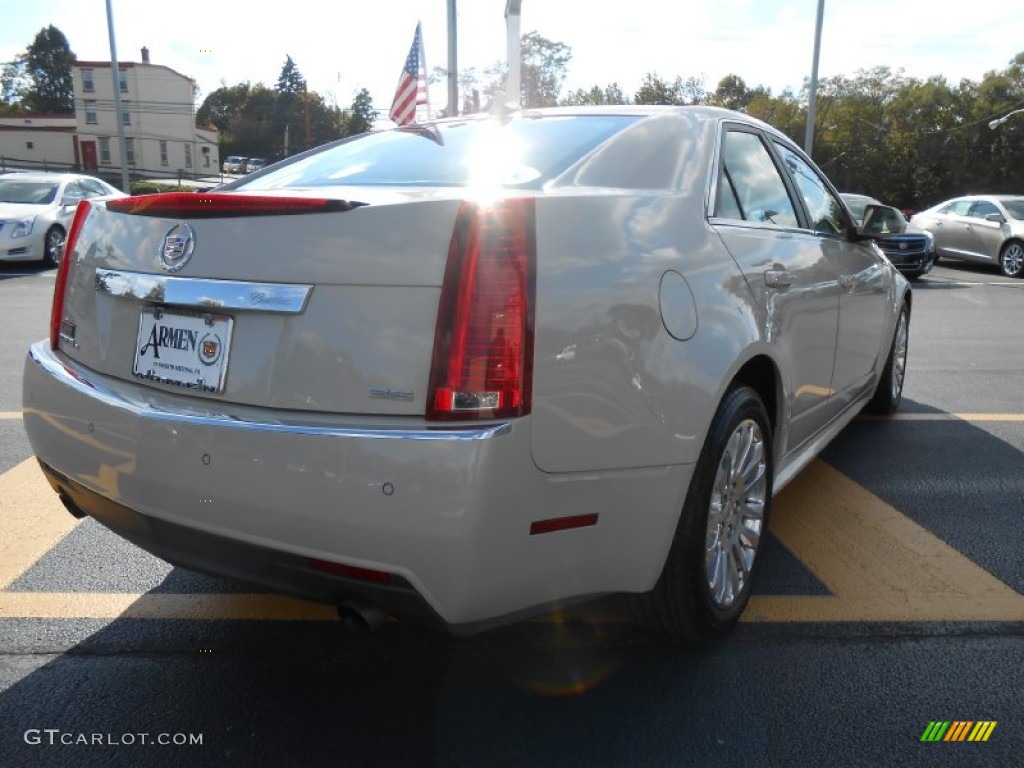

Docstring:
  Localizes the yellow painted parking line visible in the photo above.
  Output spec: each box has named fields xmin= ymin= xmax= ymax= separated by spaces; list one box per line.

xmin=763 ymin=461 xmax=1024 ymax=622
xmin=0 ymin=458 xmax=80 ymax=590
xmin=0 ymin=412 xmax=22 ymax=420
xmin=0 ymin=592 xmax=337 ymax=621
xmin=860 ymin=413 xmax=1024 ymax=422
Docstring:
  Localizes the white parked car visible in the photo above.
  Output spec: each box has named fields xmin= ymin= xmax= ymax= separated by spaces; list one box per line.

xmin=0 ymin=173 xmax=125 ymax=266
xmin=222 ymin=156 xmax=247 ymax=174
xmin=23 ymin=107 xmax=911 ymax=640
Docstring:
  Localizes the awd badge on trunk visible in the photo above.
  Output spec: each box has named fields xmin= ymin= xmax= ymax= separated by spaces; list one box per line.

xmin=160 ymin=222 xmax=196 ymax=272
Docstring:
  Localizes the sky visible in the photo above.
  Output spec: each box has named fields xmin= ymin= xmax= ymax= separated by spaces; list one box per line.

xmin=2 ymin=0 xmax=1023 ymax=115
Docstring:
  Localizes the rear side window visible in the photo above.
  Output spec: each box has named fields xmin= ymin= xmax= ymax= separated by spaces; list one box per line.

xmin=714 ymin=129 xmax=798 ymax=227
xmin=240 ymin=115 xmax=639 ymax=190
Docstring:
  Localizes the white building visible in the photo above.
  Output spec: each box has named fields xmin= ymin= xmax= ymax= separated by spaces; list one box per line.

xmin=0 ymin=48 xmax=217 ymax=181
xmin=0 ymin=114 xmax=76 ymax=171
xmin=73 ymin=49 xmax=218 ymax=177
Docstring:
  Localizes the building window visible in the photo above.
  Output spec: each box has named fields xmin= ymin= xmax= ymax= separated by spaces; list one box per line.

xmin=125 ymin=137 xmax=135 ymax=165
xmin=202 ymin=146 xmax=210 ymax=167
xmin=99 ymin=137 xmax=111 ymax=164
xmin=159 ymin=141 xmax=168 ymax=166
xmin=122 ymin=109 xmax=131 ymax=125
xmin=26 ymin=141 xmax=34 ymax=150
xmin=85 ymin=100 xmax=97 ymax=124
xmin=185 ymin=144 xmax=193 ymax=168
xmin=119 ymin=68 xmax=128 ymax=92
xmin=82 ymin=69 xmax=94 ymax=92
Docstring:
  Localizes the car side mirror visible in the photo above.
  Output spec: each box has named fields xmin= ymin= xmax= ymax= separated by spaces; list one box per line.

xmin=984 ymin=212 xmax=1006 ymax=224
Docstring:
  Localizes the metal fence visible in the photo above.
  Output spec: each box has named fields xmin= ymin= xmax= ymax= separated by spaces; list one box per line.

xmin=0 ymin=155 xmax=225 ymax=191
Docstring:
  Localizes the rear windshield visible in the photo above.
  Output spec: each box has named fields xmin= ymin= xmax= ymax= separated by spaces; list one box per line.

xmin=1001 ymin=199 xmax=1024 ymax=219
xmin=238 ymin=115 xmax=639 ymax=191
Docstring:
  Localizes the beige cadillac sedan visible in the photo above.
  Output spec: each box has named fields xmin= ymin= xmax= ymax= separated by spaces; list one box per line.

xmin=23 ymin=107 xmax=911 ymax=641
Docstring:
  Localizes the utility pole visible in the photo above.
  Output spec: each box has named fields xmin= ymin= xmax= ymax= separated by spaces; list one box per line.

xmin=804 ymin=0 xmax=825 ymax=157
xmin=505 ymin=0 xmax=522 ymax=106
xmin=447 ymin=0 xmax=458 ymax=116
xmin=105 ymin=0 xmax=130 ymax=191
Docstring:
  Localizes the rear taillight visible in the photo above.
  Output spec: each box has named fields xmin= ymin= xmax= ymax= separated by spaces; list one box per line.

xmin=105 ymin=192 xmax=362 ymax=218
xmin=50 ymin=200 xmax=92 ymax=350
xmin=427 ymin=198 xmax=536 ymax=421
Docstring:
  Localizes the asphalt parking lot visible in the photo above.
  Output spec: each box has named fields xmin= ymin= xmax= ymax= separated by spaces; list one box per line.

xmin=0 ymin=259 xmax=1021 ymax=767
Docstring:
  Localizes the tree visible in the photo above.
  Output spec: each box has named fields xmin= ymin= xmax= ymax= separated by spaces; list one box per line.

xmin=561 ymin=82 xmax=628 ymax=106
xmin=276 ymin=55 xmax=305 ymax=95
xmin=520 ymin=32 xmax=572 ymax=107
xmin=1 ymin=59 xmax=29 ymax=113
xmin=343 ymin=88 xmax=376 ymax=136
xmin=634 ymin=73 xmax=683 ymax=105
xmin=21 ymin=25 xmax=76 ymax=113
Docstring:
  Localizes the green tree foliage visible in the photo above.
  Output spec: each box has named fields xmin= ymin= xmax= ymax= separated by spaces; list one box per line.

xmin=1 ymin=59 xmax=29 ymax=113
xmin=342 ymin=88 xmax=376 ymax=136
xmin=276 ymin=55 xmax=305 ymax=95
xmin=634 ymin=73 xmax=706 ymax=105
xmin=520 ymin=32 xmax=572 ymax=107
xmin=561 ymin=82 xmax=627 ymax=106
xmin=8 ymin=25 xmax=76 ymax=113
xmin=197 ymin=71 xmax=359 ymax=159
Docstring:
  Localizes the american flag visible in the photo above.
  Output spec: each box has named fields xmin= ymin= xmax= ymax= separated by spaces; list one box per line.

xmin=390 ymin=22 xmax=428 ymax=126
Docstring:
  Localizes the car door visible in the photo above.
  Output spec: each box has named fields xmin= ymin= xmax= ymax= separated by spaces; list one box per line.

xmin=710 ymin=125 xmax=840 ymax=455
xmin=965 ymin=199 xmax=1006 ymax=262
xmin=771 ymin=141 xmax=891 ymax=411
xmin=931 ymin=199 xmax=975 ymax=258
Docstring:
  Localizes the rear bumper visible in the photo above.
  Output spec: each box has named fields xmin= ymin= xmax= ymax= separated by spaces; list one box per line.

xmin=23 ymin=342 xmax=690 ymax=630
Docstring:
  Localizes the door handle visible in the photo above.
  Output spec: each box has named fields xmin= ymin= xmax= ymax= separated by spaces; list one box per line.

xmin=765 ymin=270 xmax=794 ymax=288
xmin=839 ymin=274 xmax=855 ymax=289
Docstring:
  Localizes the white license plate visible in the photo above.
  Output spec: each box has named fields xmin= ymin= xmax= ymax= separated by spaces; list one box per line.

xmin=133 ymin=308 xmax=233 ymax=393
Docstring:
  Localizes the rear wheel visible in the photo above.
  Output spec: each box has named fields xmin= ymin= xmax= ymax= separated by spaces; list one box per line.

xmin=630 ymin=385 xmax=772 ymax=642
xmin=43 ymin=226 xmax=65 ymax=268
xmin=865 ymin=303 xmax=909 ymax=414
xmin=999 ymin=241 xmax=1024 ymax=278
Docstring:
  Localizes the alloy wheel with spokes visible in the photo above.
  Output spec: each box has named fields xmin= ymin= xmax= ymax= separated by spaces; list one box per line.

xmin=704 ymin=418 xmax=767 ymax=609
xmin=1000 ymin=241 xmax=1024 ymax=278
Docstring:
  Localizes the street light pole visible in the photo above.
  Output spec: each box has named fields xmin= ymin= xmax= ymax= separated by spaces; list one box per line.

xmin=105 ymin=0 xmax=130 ymax=192
xmin=804 ymin=0 xmax=825 ymax=157
xmin=989 ymin=108 xmax=1024 ymax=129
xmin=447 ymin=0 xmax=458 ymax=116
xmin=505 ymin=0 xmax=522 ymax=106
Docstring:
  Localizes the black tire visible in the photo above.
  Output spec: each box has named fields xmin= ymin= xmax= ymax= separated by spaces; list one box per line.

xmin=998 ymin=241 xmax=1024 ymax=279
xmin=865 ymin=302 xmax=909 ymax=414
xmin=630 ymin=385 xmax=773 ymax=642
xmin=43 ymin=226 xmax=65 ymax=268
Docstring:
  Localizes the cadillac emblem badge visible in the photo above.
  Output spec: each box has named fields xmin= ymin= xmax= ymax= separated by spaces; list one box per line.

xmin=160 ymin=223 xmax=195 ymax=272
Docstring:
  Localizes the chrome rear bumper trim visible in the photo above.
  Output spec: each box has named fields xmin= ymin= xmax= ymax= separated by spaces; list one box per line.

xmin=28 ymin=342 xmax=510 ymax=441
xmin=94 ymin=268 xmax=313 ymax=314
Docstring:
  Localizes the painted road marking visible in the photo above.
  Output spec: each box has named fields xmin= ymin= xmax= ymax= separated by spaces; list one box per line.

xmin=0 ymin=452 xmax=1022 ymax=623
xmin=744 ymin=461 xmax=1024 ymax=622
xmin=860 ymin=413 xmax=1024 ymax=422
xmin=0 ymin=412 xmax=23 ymax=420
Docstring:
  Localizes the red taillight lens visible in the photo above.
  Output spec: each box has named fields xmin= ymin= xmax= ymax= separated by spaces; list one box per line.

xmin=50 ymin=200 xmax=92 ymax=350
xmin=105 ymin=192 xmax=362 ymax=218
xmin=427 ymin=198 xmax=536 ymax=421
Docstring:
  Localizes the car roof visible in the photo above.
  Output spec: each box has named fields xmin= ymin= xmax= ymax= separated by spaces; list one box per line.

xmin=0 ymin=172 xmax=103 ymax=184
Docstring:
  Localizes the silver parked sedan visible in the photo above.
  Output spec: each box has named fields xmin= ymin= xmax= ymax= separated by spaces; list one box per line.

xmin=0 ymin=172 xmax=125 ymax=267
xmin=910 ymin=195 xmax=1024 ymax=278
xmin=23 ymin=107 xmax=911 ymax=641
